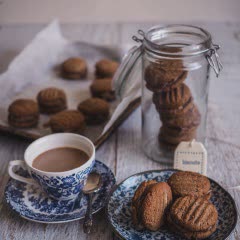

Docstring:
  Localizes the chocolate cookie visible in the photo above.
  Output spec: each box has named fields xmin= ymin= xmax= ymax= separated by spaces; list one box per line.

xmin=158 ymin=126 xmax=197 ymax=145
xmin=95 ymin=59 xmax=119 ymax=78
xmin=158 ymin=138 xmax=178 ymax=152
xmin=153 ymin=83 xmax=193 ymax=117
xmin=167 ymin=171 xmax=211 ymax=198
xmin=169 ymin=196 xmax=218 ymax=233
xmin=132 ymin=180 xmax=157 ymax=229
xmin=144 ymin=61 xmax=187 ymax=92
xmin=132 ymin=181 xmax=172 ymax=231
xmin=37 ymin=87 xmax=67 ymax=114
xmin=161 ymin=104 xmax=201 ymax=130
xmin=8 ymin=99 xmax=39 ymax=128
xmin=167 ymin=211 xmax=217 ymax=239
xmin=141 ymin=182 xmax=172 ymax=231
xmin=90 ymin=78 xmax=115 ymax=101
xmin=77 ymin=98 xmax=110 ymax=124
xmin=47 ymin=110 xmax=85 ymax=133
xmin=62 ymin=57 xmax=87 ymax=79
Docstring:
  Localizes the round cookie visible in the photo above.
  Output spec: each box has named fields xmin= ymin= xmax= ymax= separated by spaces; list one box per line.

xmin=144 ymin=62 xmax=187 ymax=92
xmin=78 ymin=98 xmax=110 ymax=124
xmin=153 ymin=83 xmax=193 ymax=117
xmin=141 ymin=182 xmax=172 ymax=231
xmin=169 ymin=195 xmax=218 ymax=233
xmin=158 ymin=138 xmax=178 ymax=152
xmin=167 ymin=212 xmax=217 ymax=239
xmin=161 ymin=104 xmax=201 ymax=129
xmin=153 ymin=83 xmax=191 ymax=109
xmin=158 ymin=126 xmax=197 ymax=145
xmin=90 ymin=78 xmax=115 ymax=101
xmin=95 ymin=59 xmax=119 ymax=78
xmin=167 ymin=171 xmax=211 ymax=198
xmin=8 ymin=99 xmax=39 ymax=128
xmin=132 ymin=180 xmax=157 ymax=229
xmin=47 ymin=110 xmax=85 ymax=133
xmin=62 ymin=57 xmax=87 ymax=80
xmin=37 ymin=87 xmax=67 ymax=114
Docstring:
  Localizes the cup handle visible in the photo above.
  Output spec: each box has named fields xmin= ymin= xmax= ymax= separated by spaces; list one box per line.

xmin=8 ymin=160 xmax=37 ymax=185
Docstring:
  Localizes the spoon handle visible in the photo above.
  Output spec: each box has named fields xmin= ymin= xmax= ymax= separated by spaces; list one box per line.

xmin=83 ymin=193 xmax=93 ymax=234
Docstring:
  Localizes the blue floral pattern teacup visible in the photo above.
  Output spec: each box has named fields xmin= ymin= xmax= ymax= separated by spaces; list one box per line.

xmin=8 ymin=133 xmax=95 ymax=200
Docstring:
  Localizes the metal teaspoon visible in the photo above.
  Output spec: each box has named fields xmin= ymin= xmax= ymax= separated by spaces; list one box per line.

xmin=82 ymin=172 xmax=102 ymax=234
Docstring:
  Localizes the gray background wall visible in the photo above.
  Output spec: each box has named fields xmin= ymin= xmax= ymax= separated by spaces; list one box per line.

xmin=0 ymin=0 xmax=239 ymax=24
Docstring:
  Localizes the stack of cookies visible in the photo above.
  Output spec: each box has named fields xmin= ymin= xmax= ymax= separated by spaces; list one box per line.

xmin=144 ymin=56 xmax=201 ymax=150
xmin=132 ymin=171 xmax=218 ymax=239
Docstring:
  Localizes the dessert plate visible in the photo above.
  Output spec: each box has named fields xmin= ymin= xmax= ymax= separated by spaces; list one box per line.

xmin=5 ymin=160 xmax=116 ymax=223
xmin=106 ymin=169 xmax=237 ymax=240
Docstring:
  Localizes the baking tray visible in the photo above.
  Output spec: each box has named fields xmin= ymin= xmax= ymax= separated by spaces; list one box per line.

xmin=0 ymin=25 xmax=140 ymax=148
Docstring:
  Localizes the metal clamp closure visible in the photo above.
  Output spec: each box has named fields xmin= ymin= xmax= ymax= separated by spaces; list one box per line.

xmin=206 ymin=44 xmax=223 ymax=77
xmin=132 ymin=29 xmax=145 ymax=43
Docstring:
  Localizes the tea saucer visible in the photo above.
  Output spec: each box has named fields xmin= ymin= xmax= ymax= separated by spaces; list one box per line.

xmin=5 ymin=160 xmax=116 ymax=223
xmin=106 ymin=169 xmax=237 ymax=240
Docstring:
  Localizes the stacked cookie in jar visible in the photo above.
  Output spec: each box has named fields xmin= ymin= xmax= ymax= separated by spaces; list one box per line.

xmin=144 ymin=49 xmax=201 ymax=151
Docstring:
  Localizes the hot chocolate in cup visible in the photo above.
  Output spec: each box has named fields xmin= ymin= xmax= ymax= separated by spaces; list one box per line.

xmin=8 ymin=133 xmax=95 ymax=201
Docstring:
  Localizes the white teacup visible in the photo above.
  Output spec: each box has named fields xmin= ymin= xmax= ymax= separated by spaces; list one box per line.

xmin=8 ymin=133 xmax=95 ymax=200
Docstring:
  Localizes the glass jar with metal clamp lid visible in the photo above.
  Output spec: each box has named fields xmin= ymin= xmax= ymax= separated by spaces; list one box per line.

xmin=113 ymin=24 xmax=222 ymax=164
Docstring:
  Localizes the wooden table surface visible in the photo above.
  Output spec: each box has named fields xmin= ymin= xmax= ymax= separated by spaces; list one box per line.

xmin=0 ymin=22 xmax=239 ymax=239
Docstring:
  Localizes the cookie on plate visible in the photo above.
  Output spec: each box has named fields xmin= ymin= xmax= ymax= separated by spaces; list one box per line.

xmin=95 ymin=59 xmax=119 ymax=78
xmin=37 ymin=87 xmax=67 ymax=114
xmin=168 ymin=195 xmax=218 ymax=239
xmin=90 ymin=78 xmax=115 ymax=101
xmin=78 ymin=98 xmax=110 ymax=124
xmin=132 ymin=181 xmax=172 ymax=231
xmin=132 ymin=180 xmax=157 ymax=229
xmin=46 ymin=110 xmax=85 ymax=133
xmin=167 ymin=171 xmax=211 ymax=199
xmin=8 ymin=99 xmax=39 ymax=128
xmin=62 ymin=57 xmax=87 ymax=80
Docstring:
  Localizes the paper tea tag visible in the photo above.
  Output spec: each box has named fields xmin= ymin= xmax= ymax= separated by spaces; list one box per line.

xmin=174 ymin=140 xmax=207 ymax=175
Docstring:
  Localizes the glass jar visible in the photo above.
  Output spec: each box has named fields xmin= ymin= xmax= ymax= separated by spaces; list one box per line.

xmin=114 ymin=24 xmax=222 ymax=164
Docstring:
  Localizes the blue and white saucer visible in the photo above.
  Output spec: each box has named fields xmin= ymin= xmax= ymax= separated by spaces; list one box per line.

xmin=106 ymin=169 xmax=238 ymax=240
xmin=5 ymin=160 xmax=116 ymax=223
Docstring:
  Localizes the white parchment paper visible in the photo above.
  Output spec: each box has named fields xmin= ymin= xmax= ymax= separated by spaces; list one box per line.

xmin=0 ymin=20 xmax=139 ymax=143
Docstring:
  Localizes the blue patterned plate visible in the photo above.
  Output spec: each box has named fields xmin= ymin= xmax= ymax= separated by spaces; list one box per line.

xmin=106 ymin=169 xmax=237 ymax=240
xmin=5 ymin=160 xmax=116 ymax=223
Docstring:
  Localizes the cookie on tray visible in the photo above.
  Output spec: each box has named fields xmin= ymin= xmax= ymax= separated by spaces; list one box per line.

xmin=77 ymin=98 xmax=110 ymax=124
xmin=37 ymin=87 xmax=67 ymax=114
xmin=8 ymin=99 xmax=39 ymax=128
xmin=95 ymin=59 xmax=119 ymax=78
xmin=62 ymin=57 xmax=87 ymax=80
xmin=132 ymin=181 xmax=172 ymax=231
xmin=46 ymin=110 xmax=85 ymax=133
xmin=90 ymin=78 xmax=115 ymax=101
xmin=167 ymin=171 xmax=211 ymax=199
xmin=168 ymin=195 xmax=218 ymax=239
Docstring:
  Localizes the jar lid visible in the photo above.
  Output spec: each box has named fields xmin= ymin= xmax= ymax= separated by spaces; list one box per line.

xmin=113 ymin=25 xmax=222 ymax=99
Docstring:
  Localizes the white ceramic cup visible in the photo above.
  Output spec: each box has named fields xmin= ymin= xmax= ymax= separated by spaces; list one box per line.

xmin=8 ymin=133 xmax=95 ymax=200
